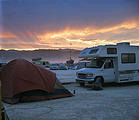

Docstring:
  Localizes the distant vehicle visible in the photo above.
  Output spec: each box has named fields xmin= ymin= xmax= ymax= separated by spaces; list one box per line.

xmin=0 ymin=63 xmax=7 ymax=71
xmin=0 ymin=63 xmax=7 ymax=67
xmin=76 ymin=42 xmax=139 ymax=88
xmin=50 ymin=63 xmax=60 ymax=70
xmin=59 ymin=64 xmax=68 ymax=70
xmin=32 ymin=59 xmax=50 ymax=68
xmin=71 ymin=61 xmax=90 ymax=70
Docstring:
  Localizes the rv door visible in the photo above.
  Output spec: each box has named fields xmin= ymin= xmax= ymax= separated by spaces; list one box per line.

xmin=103 ymin=60 xmax=115 ymax=82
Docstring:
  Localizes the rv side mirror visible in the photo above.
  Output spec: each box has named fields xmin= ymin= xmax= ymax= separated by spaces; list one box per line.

xmin=101 ymin=67 xmax=104 ymax=71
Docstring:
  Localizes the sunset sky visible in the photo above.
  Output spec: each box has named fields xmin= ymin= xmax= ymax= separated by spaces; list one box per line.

xmin=0 ymin=0 xmax=139 ymax=50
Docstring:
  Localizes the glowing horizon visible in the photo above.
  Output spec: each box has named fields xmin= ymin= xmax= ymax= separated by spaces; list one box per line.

xmin=1 ymin=18 xmax=139 ymax=50
xmin=0 ymin=0 xmax=139 ymax=50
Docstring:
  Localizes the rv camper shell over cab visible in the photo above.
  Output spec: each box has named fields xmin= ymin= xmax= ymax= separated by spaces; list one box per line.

xmin=76 ymin=42 xmax=139 ymax=87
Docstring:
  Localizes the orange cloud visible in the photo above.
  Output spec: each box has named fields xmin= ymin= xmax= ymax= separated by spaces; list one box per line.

xmin=0 ymin=32 xmax=18 ymax=39
xmin=1 ymin=18 xmax=139 ymax=50
xmin=33 ymin=19 xmax=138 ymax=50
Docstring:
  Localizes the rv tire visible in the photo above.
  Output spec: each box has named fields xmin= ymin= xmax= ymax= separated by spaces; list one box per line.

xmin=92 ymin=77 xmax=103 ymax=90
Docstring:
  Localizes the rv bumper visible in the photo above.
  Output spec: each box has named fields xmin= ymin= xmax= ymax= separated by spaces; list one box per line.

xmin=76 ymin=78 xmax=95 ymax=83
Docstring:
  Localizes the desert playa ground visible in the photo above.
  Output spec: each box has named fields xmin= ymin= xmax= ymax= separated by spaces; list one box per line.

xmin=3 ymin=70 xmax=139 ymax=120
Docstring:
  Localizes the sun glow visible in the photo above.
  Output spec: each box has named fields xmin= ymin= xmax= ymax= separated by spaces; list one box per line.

xmin=36 ymin=20 xmax=138 ymax=48
xmin=0 ymin=32 xmax=18 ymax=39
xmin=1 ymin=19 xmax=139 ymax=50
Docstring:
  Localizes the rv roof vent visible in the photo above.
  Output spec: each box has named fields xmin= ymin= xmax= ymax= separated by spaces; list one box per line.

xmin=117 ymin=42 xmax=130 ymax=46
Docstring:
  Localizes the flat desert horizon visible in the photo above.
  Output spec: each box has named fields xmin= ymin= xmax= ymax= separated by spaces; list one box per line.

xmin=0 ymin=49 xmax=81 ymax=63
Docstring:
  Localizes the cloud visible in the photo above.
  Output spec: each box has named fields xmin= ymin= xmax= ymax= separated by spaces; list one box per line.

xmin=0 ymin=0 xmax=139 ymax=50
xmin=2 ymin=0 xmax=139 ymax=32
xmin=1 ymin=18 xmax=139 ymax=50
xmin=0 ymin=32 xmax=17 ymax=39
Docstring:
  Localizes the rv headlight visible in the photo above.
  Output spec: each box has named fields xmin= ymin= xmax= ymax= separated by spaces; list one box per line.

xmin=87 ymin=73 xmax=93 ymax=78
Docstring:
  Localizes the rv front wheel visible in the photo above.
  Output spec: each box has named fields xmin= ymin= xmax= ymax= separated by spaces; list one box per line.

xmin=92 ymin=77 xmax=103 ymax=90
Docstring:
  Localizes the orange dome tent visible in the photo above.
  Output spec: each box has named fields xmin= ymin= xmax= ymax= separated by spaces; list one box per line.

xmin=1 ymin=59 xmax=73 ymax=104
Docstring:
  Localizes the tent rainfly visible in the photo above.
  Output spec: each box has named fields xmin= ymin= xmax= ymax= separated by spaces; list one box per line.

xmin=1 ymin=59 xmax=73 ymax=104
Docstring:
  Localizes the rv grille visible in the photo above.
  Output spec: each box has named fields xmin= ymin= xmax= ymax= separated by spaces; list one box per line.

xmin=78 ymin=73 xmax=87 ymax=79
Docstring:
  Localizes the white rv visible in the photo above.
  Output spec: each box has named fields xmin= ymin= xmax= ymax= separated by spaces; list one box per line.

xmin=76 ymin=42 xmax=139 ymax=87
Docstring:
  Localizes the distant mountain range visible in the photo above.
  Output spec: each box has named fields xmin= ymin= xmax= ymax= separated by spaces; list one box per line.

xmin=0 ymin=49 xmax=81 ymax=63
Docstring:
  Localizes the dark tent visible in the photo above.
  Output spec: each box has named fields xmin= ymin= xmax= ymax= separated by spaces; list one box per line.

xmin=1 ymin=59 xmax=73 ymax=104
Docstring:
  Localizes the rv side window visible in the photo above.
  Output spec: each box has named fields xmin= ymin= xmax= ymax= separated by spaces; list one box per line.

xmin=121 ymin=53 xmax=136 ymax=63
xmin=104 ymin=60 xmax=114 ymax=69
xmin=107 ymin=48 xmax=117 ymax=54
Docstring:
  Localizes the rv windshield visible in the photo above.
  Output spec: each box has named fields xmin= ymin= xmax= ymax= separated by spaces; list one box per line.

xmin=87 ymin=59 xmax=105 ymax=68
